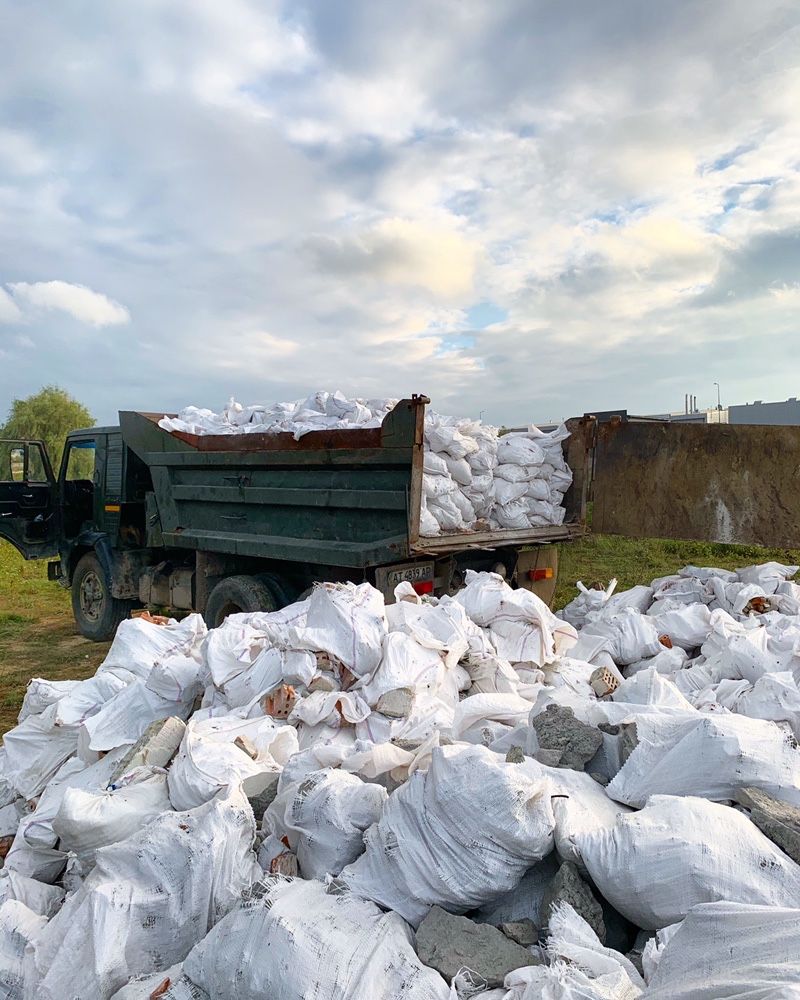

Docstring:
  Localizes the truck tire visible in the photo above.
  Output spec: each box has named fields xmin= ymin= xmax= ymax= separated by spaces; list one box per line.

xmin=71 ymin=552 xmax=133 ymax=642
xmin=204 ymin=575 xmax=278 ymax=629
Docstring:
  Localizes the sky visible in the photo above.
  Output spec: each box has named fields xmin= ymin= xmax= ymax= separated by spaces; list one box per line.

xmin=0 ymin=0 xmax=799 ymax=427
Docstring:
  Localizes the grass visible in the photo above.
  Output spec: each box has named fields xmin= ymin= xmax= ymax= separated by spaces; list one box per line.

xmin=0 ymin=542 xmax=110 ymax=735
xmin=554 ymin=532 xmax=800 ymax=608
xmin=2 ymin=532 xmax=799 ymax=736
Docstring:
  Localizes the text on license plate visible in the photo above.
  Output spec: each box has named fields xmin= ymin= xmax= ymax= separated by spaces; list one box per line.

xmin=386 ymin=563 xmax=434 ymax=586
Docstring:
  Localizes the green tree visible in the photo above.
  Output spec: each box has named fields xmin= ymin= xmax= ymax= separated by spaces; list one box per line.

xmin=0 ymin=386 xmax=94 ymax=472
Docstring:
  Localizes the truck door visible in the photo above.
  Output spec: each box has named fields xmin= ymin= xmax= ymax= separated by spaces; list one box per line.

xmin=573 ymin=416 xmax=800 ymax=549
xmin=0 ymin=439 xmax=58 ymax=559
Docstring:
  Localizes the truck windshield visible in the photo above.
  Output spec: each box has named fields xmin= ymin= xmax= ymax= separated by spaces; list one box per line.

xmin=65 ymin=440 xmax=96 ymax=482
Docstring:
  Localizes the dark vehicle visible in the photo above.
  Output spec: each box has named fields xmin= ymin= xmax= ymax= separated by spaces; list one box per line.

xmin=3 ymin=401 xmax=799 ymax=640
xmin=0 ymin=397 xmax=580 ymax=639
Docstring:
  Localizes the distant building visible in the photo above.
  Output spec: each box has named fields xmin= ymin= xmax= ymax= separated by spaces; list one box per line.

xmin=728 ymin=397 xmax=800 ymax=426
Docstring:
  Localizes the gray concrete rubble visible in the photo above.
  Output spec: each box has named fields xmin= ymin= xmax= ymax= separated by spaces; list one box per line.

xmin=539 ymin=862 xmax=606 ymax=943
xmin=530 ymin=704 xmax=603 ymax=770
xmin=735 ymin=786 xmax=800 ymax=864
xmin=415 ymin=906 xmax=540 ymax=987
xmin=498 ymin=919 xmax=538 ymax=947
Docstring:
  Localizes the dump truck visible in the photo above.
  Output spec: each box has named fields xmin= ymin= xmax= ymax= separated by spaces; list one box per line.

xmin=2 ymin=397 xmax=799 ymax=640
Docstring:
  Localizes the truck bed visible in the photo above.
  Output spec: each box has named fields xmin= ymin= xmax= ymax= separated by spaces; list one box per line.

xmin=119 ymin=398 xmax=583 ymax=568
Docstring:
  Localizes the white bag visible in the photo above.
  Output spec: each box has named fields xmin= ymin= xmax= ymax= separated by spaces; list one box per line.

xmin=644 ymin=901 xmax=800 ymax=999
xmin=265 ymin=767 xmax=386 ymax=878
xmin=578 ymin=794 xmax=800 ymax=929
xmin=168 ymin=714 xmax=297 ymax=811
xmin=341 ymin=744 xmax=555 ymax=926
xmin=27 ymin=786 xmax=260 ymax=999
xmin=289 ymin=583 xmax=387 ymax=678
xmin=455 ymin=571 xmax=577 ymax=667
xmin=737 ymin=561 xmax=799 ymax=594
xmin=0 ymin=900 xmax=48 ymax=999
xmin=180 ymin=876 xmax=450 ymax=1000
xmin=53 ymin=766 xmax=172 ymax=866
xmin=99 ymin=614 xmax=207 ymax=682
xmin=606 ymin=710 xmax=800 ymax=807
xmin=496 ymin=435 xmax=546 ymax=466
xmin=17 ymin=678 xmax=79 ymax=723
xmin=0 ymin=870 xmax=63 ymax=920
xmin=581 ymin=610 xmax=663 ymax=665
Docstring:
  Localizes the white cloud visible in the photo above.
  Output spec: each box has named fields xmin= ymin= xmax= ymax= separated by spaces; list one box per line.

xmin=7 ymin=281 xmax=130 ymax=327
xmin=0 ymin=287 xmax=22 ymax=323
xmin=0 ymin=0 xmax=799 ymax=423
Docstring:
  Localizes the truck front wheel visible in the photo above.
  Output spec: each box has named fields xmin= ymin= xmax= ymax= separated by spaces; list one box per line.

xmin=71 ymin=552 xmax=133 ymax=641
xmin=204 ymin=575 xmax=278 ymax=629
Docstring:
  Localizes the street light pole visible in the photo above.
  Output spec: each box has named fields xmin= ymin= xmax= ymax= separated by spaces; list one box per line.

xmin=713 ymin=382 xmax=721 ymax=423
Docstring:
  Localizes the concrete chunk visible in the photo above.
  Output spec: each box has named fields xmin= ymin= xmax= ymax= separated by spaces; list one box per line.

xmin=376 ymin=687 xmax=414 ymax=719
xmin=499 ymin=919 xmax=538 ymax=947
xmin=530 ymin=705 xmax=603 ymax=771
xmin=109 ymin=716 xmax=186 ymax=784
xmin=416 ymin=905 xmax=540 ymax=988
xmin=735 ymin=786 xmax=800 ymax=864
xmin=540 ymin=862 xmax=606 ymax=943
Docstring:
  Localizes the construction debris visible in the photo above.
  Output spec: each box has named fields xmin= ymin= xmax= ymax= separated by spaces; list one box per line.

xmin=158 ymin=391 xmax=572 ymax=535
xmin=1 ymin=561 xmax=800 ymax=997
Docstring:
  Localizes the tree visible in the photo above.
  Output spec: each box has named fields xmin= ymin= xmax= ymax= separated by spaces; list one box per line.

xmin=0 ymin=386 xmax=94 ymax=471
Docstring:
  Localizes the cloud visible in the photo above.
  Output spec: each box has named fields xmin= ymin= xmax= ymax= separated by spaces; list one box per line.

xmin=0 ymin=0 xmax=799 ymax=424
xmin=7 ymin=281 xmax=130 ymax=327
xmin=306 ymin=219 xmax=479 ymax=299
xmin=0 ymin=287 xmax=22 ymax=323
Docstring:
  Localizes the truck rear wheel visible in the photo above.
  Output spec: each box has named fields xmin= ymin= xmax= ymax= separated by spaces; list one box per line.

xmin=204 ymin=575 xmax=278 ymax=629
xmin=71 ymin=552 xmax=133 ymax=642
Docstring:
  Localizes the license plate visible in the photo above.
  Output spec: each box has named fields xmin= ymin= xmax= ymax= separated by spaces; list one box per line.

xmin=376 ymin=561 xmax=435 ymax=596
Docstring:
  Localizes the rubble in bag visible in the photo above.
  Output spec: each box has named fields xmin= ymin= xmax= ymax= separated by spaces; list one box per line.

xmin=177 ymin=876 xmax=451 ymax=1000
xmin=577 ymin=794 xmax=800 ymax=929
xmin=340 ymin=744 xmax=556 ymax=927
xmin=158 ymin=391 xmax=573 ymax=537
xmin=0 ymin=898 xmax=48 ymax=1000
xmin=643 ymin=901 xmax=800 ymax=999
xmin=27 ymin=785 xmax=260 ymax=999
xmin=6 ymin=558 xmax=800 ymax=997
xmin=263 ymin=766 xmax=386 ymax=879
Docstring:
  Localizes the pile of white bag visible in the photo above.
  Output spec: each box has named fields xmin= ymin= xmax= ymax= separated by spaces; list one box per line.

xmin=3 ymin=561 xmax=800 ymax=998
xmin=159 ymin=391 xmax=572 ymax=536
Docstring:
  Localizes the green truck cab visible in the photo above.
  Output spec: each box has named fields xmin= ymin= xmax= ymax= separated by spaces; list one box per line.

xmin=0 ymin=398 xmax=577 ymax=640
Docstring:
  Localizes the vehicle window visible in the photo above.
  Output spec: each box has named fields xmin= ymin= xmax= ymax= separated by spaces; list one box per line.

xmin=27 ymin=444 xmax=49 ymax=483
xmin=65 ymin=440 xmax=96 ymax=481
xmin=0 ymin=443 xmax=25 ymax=483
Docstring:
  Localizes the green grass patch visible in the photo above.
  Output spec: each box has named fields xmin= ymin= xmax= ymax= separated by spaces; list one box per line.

xmin=0 ymin=543 xmax=109 ymax=734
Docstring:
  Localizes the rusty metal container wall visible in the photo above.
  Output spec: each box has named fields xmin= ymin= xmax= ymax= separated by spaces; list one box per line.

xmin=591 ymin=420 xmax=800 ymax=548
